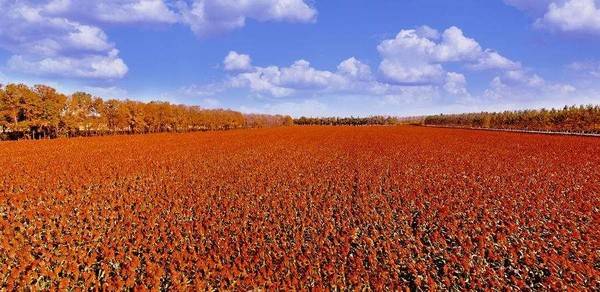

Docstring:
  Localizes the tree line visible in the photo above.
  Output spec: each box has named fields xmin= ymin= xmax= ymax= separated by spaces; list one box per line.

xmin=423 ymin=105 xmax=600 ymax=133
xmin=0 ymin=83 xmax=292 ymax=140
xmin=292 ymin=105 xmax=600 ymax=134
xmin=294 ymin=116 xmax=402 ymax=126
xmin=244 ymin=114 xmax=294 ymax=128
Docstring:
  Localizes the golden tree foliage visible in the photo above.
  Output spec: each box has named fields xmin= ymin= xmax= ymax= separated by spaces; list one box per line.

xmin=0 ymin=83 xmax=291 ymax=140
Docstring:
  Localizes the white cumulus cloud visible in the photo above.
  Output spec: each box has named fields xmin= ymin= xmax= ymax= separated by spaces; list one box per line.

xmin=469 ymin=50 xmax=522 ymax=71
xmin=224 ymin=51 xmax=253 ymax=72
xmin=7 ymin=49 xmax=128 ymax=79
xmin=506 ymin=0 xmax=600 ymax=34
xmin=377 ymin=26 xmax=518 ymax=85
xmin=179 ymin=0 xmax=317 ymax=37
xmin=485 ymin=69 xmax=575 ymax=100
xmin=0 ymin=0 xmax=128 ymax=79
xmin=337 ymin=57 xmax=373 ymax=81
xmin=444 ymin=72 xmax=470 ymax=98
xmin=0 ymin=0 xmax=318 ymax=80
xmin=537 ymin=0 xmax=600 ymax=33
xmin=219 ymin=25 xmax=575 ymax=109
xmin=227 ymin=54 xmax=373 ymax=97
xmin=42 ymin=0 xmax=178 ymax=24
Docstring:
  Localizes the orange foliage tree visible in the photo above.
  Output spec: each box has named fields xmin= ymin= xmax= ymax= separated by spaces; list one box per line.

xmin=0 ymin=83 xmax=291 ymax=140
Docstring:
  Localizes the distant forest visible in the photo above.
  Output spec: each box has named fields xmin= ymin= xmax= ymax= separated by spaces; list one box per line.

xmin=294 ymin=116 xmax=402 ymax=126
xmin=294 ymin=106 xmax=600 ymax=134
xmin=423 ymin=105 xmax=600 ymax=134
xmin=0 ymin=83 xmax=292 ymax=140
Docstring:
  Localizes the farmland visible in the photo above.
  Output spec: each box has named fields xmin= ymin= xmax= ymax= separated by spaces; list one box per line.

xmin=0 ymin=126 xmax=599 ymax=290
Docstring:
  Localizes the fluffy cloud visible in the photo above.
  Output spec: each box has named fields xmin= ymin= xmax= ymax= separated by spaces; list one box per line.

xmin=337 ymin=57 xmax=373 ymax=81
xmin=433 ymin=27 xmax=482 ymax=62
xmin=7 ymin=50 xmax=128 ymax=79
xmin=42 ymin=0 xmax=178 ymax=24
xmin=0 ymin=0 xmax=128 ymax=79
xmin=0 ymin=0 xmax=317 ymax=80
xmin=443 ymin=72 xmax=470 ymax=98
xmin=469 ymin=50 xmax=522 ymax=70
xmin=376 ymin=28 xmax=443 ymax=84
xmin=485 ymin=69 xmax=576 ymax=100
xmin=24 ymin=0 xmax=316 ymax=33
xmin=223 ymin=51 xmax=253 ymax=72
xmin=0 ymin=3 xmax=113 ymax=55
xmin=278 ymin=60 xmax=346 ymax=89
xmin=179 ymin=0 xmax=317 ymax=37
xmin=377 ymin=26 xmax=518 ymax=85
xmin=227 ymin=56 xmax=371 ymax=97
xmin=537 ymin=0 xmax=600 ymax=33
xmin=376 ymin=26 xmax=481 ymax=65
xmin=222 ymin=25 xmax=576 ymax=109
xmin=500 ymin=70 xmax=546 ymax=88
xmin=224 ymin=51 xmax=474 ymax=104
xmin=506 ymin=0 xmax=600 ymax=34
xmin=223 ymin=25 xmax=531 ymax=103
xmin=229 ymin=66 xmax=294 ymax=97
xmin=378 ymin=61 xmax=445 ymax=85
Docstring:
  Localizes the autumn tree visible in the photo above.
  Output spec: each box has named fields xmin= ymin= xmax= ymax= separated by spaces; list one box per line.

xmin=2 ymin=84 xmax=41 ymax=137
xmin=31 ymin=85 xmax=68 ymax=138
xmin=63 ymin=92 xmax=94 ymax=135
xmin=0 ymin=83 xmax=304 ymax=141
xmin=123 ymin=100 xmax=146 ymax=133
xmin=87 ymin=97 xmax=106 ymax=135
xmin=1 ymin=84 xmax=23 ymax=130
xmin=0 ymin=85 xmax=7 ymax=134
xmin=102 ymin=99 xmax=126 ymax=133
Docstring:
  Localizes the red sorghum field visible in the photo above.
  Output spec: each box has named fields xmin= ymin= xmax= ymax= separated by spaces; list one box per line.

xmin=1 ymin=126 xmax=599 ymax=290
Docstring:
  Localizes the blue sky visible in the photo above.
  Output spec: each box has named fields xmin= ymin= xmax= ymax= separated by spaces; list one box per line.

xmin=1 ymin=0 xmax=600 ymax=117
